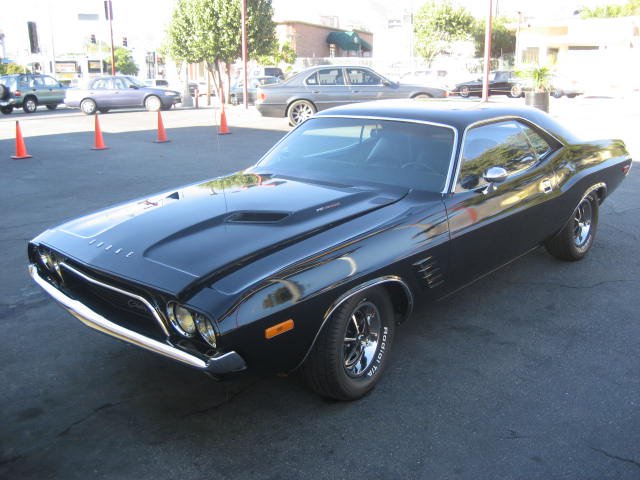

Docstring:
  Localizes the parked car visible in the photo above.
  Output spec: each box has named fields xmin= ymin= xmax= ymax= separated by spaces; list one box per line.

xmin=0 ymin=83 xmax=16 ymax=114
xmin=550 ymin=75 xmax=583 ymax=98
xmin=255 ymin=65 xmax=448 ymax=125
xmin=451 ymin=70 xmax=525 ymax=98
xmin=64 ymin=75 xmax=181 ymax=114
xmin=28 ymin=100 xmax=631 ymax=400
xmin=230 ymin=75 xmax=280 ymax=105
xmin=145 ymin=78 xmax=170 ymax=88
xmin=0 ymin=73 xmax=67 ymax=113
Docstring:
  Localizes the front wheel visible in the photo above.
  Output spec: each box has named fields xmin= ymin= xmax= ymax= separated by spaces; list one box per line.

xmin=288 ymin=100 xmax=316 ymax=126
xmin=145 ymin=95 xmax=162 ymax=111
xmin=545 ymin=193 xmax=599 ymax=261
xmin=459 ymin=86 xmax=470 ymax=98
xmin=23 ymin=96 xmax=38 ymax=113
xmin=412 ymin=93 xmax=432 ymax=100
xmin=302 ymin=287 xmax=395 ymax=400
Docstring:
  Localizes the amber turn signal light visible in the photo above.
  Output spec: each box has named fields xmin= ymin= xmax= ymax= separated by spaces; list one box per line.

xmin=265 ymin=319 xmax=294 ymax=339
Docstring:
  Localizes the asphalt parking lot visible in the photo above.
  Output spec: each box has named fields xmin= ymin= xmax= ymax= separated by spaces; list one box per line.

xmin=1 ymin=98 xmax=639 ymax=480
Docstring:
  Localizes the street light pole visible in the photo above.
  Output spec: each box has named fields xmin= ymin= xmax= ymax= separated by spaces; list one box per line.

xmin=481 ymin=0 xmax=494 ymax=102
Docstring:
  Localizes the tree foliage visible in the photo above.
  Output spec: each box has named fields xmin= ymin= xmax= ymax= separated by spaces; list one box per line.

xmin=471 ymin=16 xmax=516 ymax=58
xmin=0 ymin=63 xmax=25 ymax=74
xmin=581 ymin=0 xmax=640 ymax=17
xmin=113 ymin=47 xmax=139 ymax=75
xmin=257 ymin=41 xmax=296 ymax=66
xmin=164 ymin=0 xmax=278 ymax=101
xmin=413 ymin=1 xmax=475 ymax=66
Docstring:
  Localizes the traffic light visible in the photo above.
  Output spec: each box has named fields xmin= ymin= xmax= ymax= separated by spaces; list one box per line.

xmin=122 ymin=37 xmax=128 ymax=47
xmin=90 ymin=34 xmax=96 ymax=44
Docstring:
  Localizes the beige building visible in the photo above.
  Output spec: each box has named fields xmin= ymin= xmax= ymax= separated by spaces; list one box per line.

xmin=516 ymin=16 xmax=640 ymax=91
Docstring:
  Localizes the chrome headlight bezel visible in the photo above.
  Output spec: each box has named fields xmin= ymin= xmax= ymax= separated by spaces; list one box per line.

xmin=166 ymin=302 xmax=197 ymax=337
xmin=195 ymin=314 xmax=217 ymax=349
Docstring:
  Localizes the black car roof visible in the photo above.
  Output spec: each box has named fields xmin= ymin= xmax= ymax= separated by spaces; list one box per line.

xmin=315 ymin=99 xmax=578 ymax=144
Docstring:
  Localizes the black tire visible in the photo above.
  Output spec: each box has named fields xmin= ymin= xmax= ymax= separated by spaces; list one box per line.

xmin=545 ymin=193 xmax=599 ymax=261
xmin=459 ymin=86 xmax=470 ymax=98
xmin=46 ymin=104 xmax=58 ymax=110
xmin=80 ymin=98 xmax=97 ymax=115
xmin=0 ymin=84 xmax=8 ymax=100
xmin=287 ymin=100 xmax=315 ymax=126
xmin=23 ymin=96 xmax=38 ymax=113
xmin=302 ymin=287 xmax=395 ymax=400
xmin=1 ymin=105 xmax=13 ymax=115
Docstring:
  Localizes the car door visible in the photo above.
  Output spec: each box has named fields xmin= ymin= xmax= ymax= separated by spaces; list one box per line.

xmin=88 ymin=77 xmax=114 ymax=106
xmin=42 ymin=75 xmax=65 ymax=105
xmin=112 ymin=76 xmax=140 ymax=107
xmin=303 ymin=67 xmax=351 ymax=110
xmin=490 ymin=71 xmax=511 ymax=95
xmin=345 ymin=67 xmax=388 ymax=101
xmin=444 ymin=119 xmax=558 ymax=288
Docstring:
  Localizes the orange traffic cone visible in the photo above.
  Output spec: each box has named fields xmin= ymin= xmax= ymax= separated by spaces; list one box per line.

xmin=218 ymin=104 xmax=230 ymax=135
xmin=11 ymin=121 xmax=32 ymax=159
xmin=92 ymin=114 xmax=108 ymax=150
xmin=154 ymin=111 xmax=169 ymax=143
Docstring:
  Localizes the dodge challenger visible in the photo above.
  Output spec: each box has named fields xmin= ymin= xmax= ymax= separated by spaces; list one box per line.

xmin=29 ymin=100 xmax=632 ymax=400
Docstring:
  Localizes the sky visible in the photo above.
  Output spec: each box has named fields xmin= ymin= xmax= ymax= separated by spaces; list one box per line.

xmin=0 ymin=0 xmax=628 ymax=60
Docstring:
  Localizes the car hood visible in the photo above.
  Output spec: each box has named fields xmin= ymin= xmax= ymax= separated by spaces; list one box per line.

xmin=38 ymin=173 xmax=408 ymax=295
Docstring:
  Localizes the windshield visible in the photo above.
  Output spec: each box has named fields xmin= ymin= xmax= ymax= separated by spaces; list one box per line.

xmin=254 ymin=117 xmax=455 ymax=193
xmin=125 ymin=76 xmax=146 ymax=88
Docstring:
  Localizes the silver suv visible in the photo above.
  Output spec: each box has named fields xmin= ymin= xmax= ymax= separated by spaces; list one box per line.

xmin=0 ymin=73 xmax=67 ymax=114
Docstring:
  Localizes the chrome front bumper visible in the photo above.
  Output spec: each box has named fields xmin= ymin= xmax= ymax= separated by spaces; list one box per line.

xmin=29 ymin=264 xmax=246 ymax=375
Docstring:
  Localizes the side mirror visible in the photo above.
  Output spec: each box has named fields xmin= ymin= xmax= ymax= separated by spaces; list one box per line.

xmin=483 ymin=166 xmax=508 ymax=183
xmin=382 ymin=80 xmax=391 ymax=87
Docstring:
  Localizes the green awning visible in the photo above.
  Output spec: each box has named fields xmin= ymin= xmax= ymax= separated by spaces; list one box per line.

xmin=326 ymin=31 xmax=372 ymax=52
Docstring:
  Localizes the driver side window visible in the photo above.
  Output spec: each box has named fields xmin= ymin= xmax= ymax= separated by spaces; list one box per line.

xmin=456 ymin=120 xmax=544 ymax=191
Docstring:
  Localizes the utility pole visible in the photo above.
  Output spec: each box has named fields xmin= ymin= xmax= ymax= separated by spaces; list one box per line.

xmin=481 ymin=0 xmax=493 ymax=102
xmin=241 ymin=0 xmax=248 ymax=109
xmin=104 ymin=0 xmax=115 ymax=75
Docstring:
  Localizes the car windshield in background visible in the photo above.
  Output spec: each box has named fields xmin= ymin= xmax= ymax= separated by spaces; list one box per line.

xmin=255 ymin=117 xmax=455 ymax=193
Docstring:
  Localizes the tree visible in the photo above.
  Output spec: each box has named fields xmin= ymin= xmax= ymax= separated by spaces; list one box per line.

xmin=471 ymin=16 xmax=516 ymax=59
xmin=164 ymin=0 xmax=278 ymax=102
xmin=112 ymin=47 xmax=139 ymax=75
xmin=0 ymin=63 xmax=25 ymax=74
xmin=257 ymin=41 xmax=296 ymax=66
xmin=413 ymin=1 xmax=475 ymax=66
xmin=581 ymin=0 xmax=640 ymax=17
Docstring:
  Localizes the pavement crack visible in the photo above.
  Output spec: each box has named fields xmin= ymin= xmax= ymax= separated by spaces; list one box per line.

xmin=57 ymin=399 xmax=129 ymax=437
xmin=587 ymin=444 xmax=640 ymax=469
xmin=506 ymin=279 xmax=636 ymax=290
xmin=181 ymin=380 xmax=260 ymax=418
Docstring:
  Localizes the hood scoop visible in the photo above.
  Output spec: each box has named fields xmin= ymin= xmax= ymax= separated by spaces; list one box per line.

xmin=225 ymin=211 xmax=290 ymax=223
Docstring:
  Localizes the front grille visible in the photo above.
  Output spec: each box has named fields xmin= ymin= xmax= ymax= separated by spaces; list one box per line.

xmin=58 ymin=262 xmax=168 ymax=341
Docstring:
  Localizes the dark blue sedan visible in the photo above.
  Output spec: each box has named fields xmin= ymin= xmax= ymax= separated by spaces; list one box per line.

xmin=65 ymin=75 xmax=181 ymax=114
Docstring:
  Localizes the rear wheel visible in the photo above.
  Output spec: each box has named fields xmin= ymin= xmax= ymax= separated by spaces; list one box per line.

xmin=545 ymin=193 xmax=599 ymax=261
xmin=1 ymin=105 xmax=13 ymax=115
xmin=508 ymin=84 xmax=523 ymax=98
xmin=80 ymin=98 xmax=97 ymax=115
xmin=302 ymin=287 xmax=395 ymax=400
xmin=23 ymin=96 xmax=38 ymax=113
xmin=459 ymin=86 xmax=470 ymax=98
xmin=145 ymin=95 xmax=162 ymax=111
xmin=0 ymin=84 xmax=9 ymax=100
xmin=288 ymin=100 xmax=315 ymax=126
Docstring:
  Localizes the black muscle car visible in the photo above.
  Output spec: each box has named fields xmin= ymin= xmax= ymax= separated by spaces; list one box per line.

xmin=451 ymin=70 xmax=525 ymax=98
xmin=29 ymin=100 xmax=632 ymax=400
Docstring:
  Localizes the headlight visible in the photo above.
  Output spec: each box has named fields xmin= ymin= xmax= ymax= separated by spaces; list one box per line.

xmin=167 ymin=302 xmax=196 ymax=337
xmin=195 ymin=315 xmax=217 ymax=349
xmin=39 ymin=248 xmax=62 ymax=278
xmin=164 ymin=91 xmax=178 ymax=96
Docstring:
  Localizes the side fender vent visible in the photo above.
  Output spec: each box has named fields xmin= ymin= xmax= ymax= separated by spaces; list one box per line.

xmin=413 ymin=256 xmax=444 ymax=289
